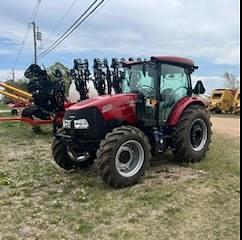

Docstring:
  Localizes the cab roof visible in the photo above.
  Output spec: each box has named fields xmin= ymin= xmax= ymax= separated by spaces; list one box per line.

xmin=124 ymin=56 xmax=197 ymax=69
xmin=151 ymin=56 xmax=196 ymax=68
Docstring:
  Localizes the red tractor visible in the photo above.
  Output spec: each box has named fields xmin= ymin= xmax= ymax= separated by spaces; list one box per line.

xmin=52 ymin=56 xmax=212 ymax=188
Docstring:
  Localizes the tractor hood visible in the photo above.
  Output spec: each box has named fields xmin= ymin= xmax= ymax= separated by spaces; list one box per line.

xmin=67 ymin=94 xmax=138 ymax=124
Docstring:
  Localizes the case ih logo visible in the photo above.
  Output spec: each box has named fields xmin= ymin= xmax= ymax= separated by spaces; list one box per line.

xmin=102 ymin=104 xmax=113 ymax=113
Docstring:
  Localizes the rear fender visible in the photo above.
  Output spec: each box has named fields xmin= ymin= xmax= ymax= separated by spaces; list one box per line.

xmin=167 ymin=96 xmax=207 ymax=126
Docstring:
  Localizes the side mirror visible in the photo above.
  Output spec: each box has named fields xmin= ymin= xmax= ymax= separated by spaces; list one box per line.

xmin=193 ymin=80 xmax=206 ymax=95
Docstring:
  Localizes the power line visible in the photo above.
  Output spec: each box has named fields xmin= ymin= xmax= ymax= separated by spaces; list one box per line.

xmin=42 ymin=0 xmax=79 ymax=48
xmin=88 ymin=0 xmax=110 ymax=19
xmin=13 ymin=0 xmax=42 ymax=69
xmin=39 ymin=0 xmax=100 ymax=58
xmin=13 ymin=23 xmax=31 ymax=69
xmin=29 ymin=1 xmax=38 ymax=21
xmin=39 ymin=0 xmax=105 ymax=59
xmin=30 ymin=0 xmax=42 ymax=22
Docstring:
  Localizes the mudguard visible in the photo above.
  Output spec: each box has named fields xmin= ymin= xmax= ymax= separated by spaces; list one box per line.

xmin=167 ymin=96 xmax=207 ymax=126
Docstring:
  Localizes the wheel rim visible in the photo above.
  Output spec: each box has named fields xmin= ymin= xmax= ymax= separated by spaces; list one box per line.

xmin=190 ymin=119 xmax=208 ymax=152
xmin=115 ymin=140 xmax=145 ymax=178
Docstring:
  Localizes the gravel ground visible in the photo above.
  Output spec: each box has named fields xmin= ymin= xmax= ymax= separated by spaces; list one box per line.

xmin=211 ymin=116 xmax=240 ymax=137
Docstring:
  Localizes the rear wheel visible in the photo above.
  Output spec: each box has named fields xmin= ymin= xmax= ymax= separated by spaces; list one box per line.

xmin=97 ymin=126 xmax=152 ymax=188
xmin=174 ymin=105 xmax=212 ymax=163
xmin=52 ymin=131 xmax=94 ymax=170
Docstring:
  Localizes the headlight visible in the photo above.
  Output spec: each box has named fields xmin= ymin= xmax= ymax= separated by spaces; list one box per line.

xmin=63 ymin=119 xmax=89 ymax=129
xmin=63 ymin=120 xmax=72 ymax=129
xmin=74 ymin=119 xmax=89 ymax=129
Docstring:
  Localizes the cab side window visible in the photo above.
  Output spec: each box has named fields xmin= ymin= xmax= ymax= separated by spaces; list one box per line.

xmin=160 ymin=64 xmax=189 ymax=98
xmin=160 ymin=64 xmax=190 ymax=121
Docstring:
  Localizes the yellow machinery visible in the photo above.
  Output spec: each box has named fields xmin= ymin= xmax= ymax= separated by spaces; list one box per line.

xmin=209 ymin=89 xmax=235 ymax=114
xmin=233 ymin=89 xmax=240 ymax=115
xmin=0 ymin=82 xmax=54 ymax=126
xmin=0 ymin=82 xmax=32 ymax=106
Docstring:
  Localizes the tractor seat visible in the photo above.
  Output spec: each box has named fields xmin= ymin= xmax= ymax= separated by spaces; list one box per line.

xmin=160 ymin=88 xmax=175 ymax=108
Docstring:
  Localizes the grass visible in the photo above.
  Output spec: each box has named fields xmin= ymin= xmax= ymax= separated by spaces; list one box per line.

xmin=0 ymin=102 xmax=9 ymax=110
xmin=0 ymin=122 xmax=240 ymax=240
xmin=0 ymin=102 xmax=6 ymax=108
xmin=0 ymin=102 xmax=11 ymax=118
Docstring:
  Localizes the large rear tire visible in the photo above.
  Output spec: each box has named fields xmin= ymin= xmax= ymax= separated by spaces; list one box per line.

xmin=97 ymin=126 xmax=152 ymax=188
xmin=52 ymin=132 xmax=94 ymax=170
xmin=174 ymin=105 xmax=212 ymax=163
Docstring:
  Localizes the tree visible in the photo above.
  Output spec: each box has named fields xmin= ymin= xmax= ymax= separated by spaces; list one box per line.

xmin=47 ymin=62 xmax=71 ymax=94
xmin=224 ymin=72 xmax=240 ymax=90
xmin=47 ymin=62 xmax=69 ymax=75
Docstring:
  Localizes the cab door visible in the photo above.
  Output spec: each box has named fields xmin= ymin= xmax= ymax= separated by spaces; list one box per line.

xmin=159 ymin=64 xmax=191 ymax=123
xmin=122 ymin=62 xmax=158 ymax=125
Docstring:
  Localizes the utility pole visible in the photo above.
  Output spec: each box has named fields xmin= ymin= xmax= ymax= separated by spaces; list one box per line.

xmin=12 ymin=68 xmax=15 ymax=81
xmin=31 ymin=22 xmax=37 ymax=64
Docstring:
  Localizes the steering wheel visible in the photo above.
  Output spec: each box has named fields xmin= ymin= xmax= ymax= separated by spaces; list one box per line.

xmin=140 ymin=84 xmax=155 ymax=97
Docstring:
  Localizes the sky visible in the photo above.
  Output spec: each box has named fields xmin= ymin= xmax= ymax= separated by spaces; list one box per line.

xmin=0 ymin=0 xmax=240 ymax=93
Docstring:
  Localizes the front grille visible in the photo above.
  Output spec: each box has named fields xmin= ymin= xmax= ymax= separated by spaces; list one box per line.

xmin=64 ymin=107 xmax=107 ymax=140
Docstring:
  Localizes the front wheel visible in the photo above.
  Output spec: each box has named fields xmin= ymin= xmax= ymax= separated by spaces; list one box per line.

xmin=97 ymin=126 xmax=152 ymax=188
xmin=174 ymin=105 xmax=212 ymax=163
xmin=52 ymin=132 xmax=94 ymax=170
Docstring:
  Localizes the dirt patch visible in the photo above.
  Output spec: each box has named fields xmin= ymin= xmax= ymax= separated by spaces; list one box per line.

xmin=146 ymin=164 xmax=208 ymax=185
xmin=211 ymin=116 xmax=240 ymax=138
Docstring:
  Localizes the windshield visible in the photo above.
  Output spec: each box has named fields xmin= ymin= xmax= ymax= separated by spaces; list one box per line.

xmin=122 ymin=63 xmax=157 ymax=97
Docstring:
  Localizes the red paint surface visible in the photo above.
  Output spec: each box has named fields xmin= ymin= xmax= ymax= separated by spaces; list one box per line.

xmin=68 ymin=94 xmax=138 ymax=125
xmin=0 ymin=117 xmax=53 ymax=125
xmin=0 ymin=100 xmax=73 ymax=126
xmin=64 ymin=101 xmax=75 ymax=109
xmin=124 ymin=56 xmax=196 ymax=67
xmin=152 ymin=56 xmax=195 ymax=66
xmin=167 ymin=96 xmax=206 ymax=126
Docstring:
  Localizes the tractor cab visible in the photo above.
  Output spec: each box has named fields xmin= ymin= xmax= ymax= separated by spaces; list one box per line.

xmin=122 ymin=56 xmax=203 ymax=125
